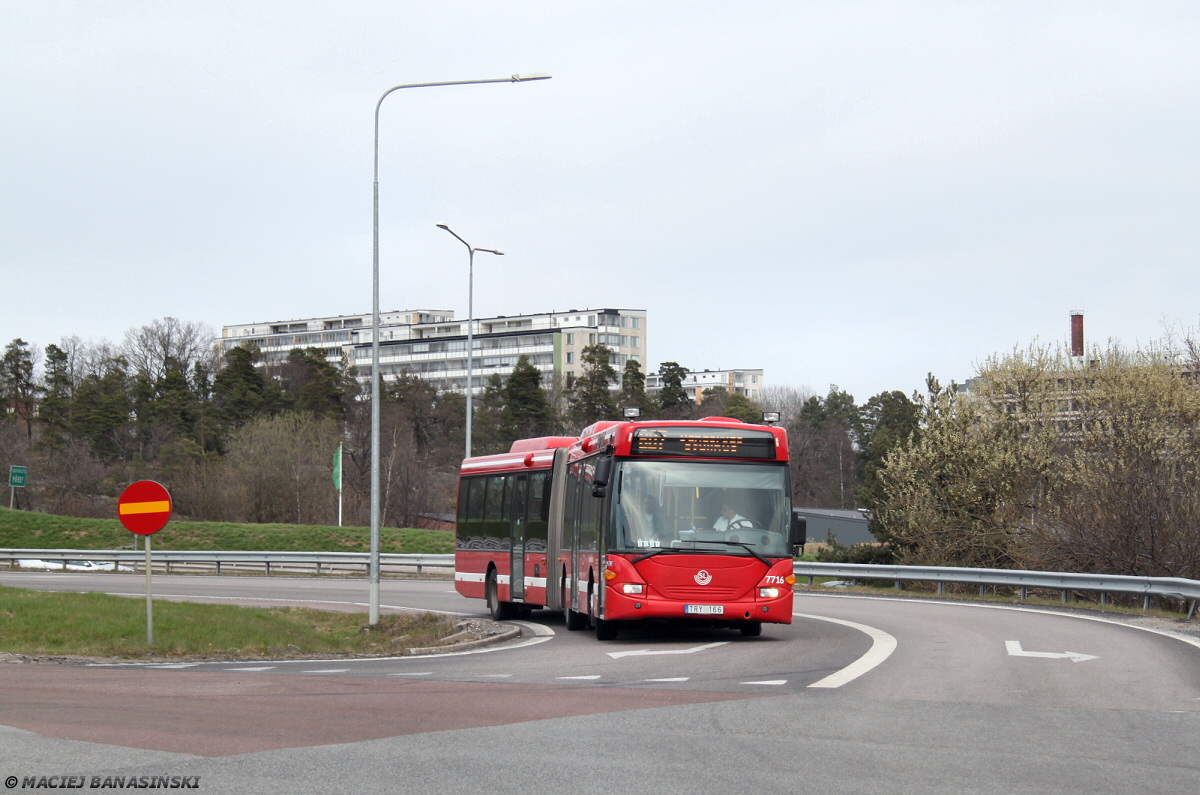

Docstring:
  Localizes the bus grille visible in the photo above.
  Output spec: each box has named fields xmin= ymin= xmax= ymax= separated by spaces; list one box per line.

xmin=661 ymin=586 xmax=741 ymax=600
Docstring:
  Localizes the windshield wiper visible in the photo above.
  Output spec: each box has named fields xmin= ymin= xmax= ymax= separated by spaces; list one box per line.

xmin=632 ymin=547 xmax=687 ymax=564
xmin=684 ymin=539 xmax=772 ymax=567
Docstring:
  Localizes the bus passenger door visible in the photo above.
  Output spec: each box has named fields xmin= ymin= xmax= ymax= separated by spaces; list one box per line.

xmin=509 ymin=474 xmax=528 ymax=602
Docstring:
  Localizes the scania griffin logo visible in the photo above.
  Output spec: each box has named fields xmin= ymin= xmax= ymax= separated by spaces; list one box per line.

xmin=694 ymin=570 xmax=712 ymax=585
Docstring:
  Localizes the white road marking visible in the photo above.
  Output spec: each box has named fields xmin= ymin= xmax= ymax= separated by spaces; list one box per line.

xmin=391 ymin=672 xmax=434 ymax=676
xmin=480 ymin=673 xmax=513 ymax=678
xmin=794 ymin=611 xmax=898 ymax=689
xmin=607 ymin=641 xmax=729 ymax=659
xmin=558 ymin=675 xmax=602 ymax=680
xmin=741 ymin=680 xmax=787 ymax=686
xmin=225 ymin=666 xmax=275 ymax=672
xmin=1005 ymin=640 xmax=1098 ymax=662
xmin=303 ymin=668 xmax=351 ymax=674
xmin=145 ymin=663 xmax=200 ymax=669
xmin=645 ymin=677 xmax=690 ymax=683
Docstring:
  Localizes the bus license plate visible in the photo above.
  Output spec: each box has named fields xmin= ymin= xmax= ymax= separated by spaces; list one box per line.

xmin=685 ymin=604 xmax=724 ymax=615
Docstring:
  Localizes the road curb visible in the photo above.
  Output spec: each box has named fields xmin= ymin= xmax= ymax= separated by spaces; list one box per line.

xmin=406 ymin=625 xmax=522 ymax=655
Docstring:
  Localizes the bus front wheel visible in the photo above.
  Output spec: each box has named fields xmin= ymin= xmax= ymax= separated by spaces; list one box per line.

xmin=594 ymin=618 xmax=619 ymax=641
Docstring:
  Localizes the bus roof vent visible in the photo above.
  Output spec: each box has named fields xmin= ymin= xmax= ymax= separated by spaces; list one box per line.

xmin=509 ymin=436 xmax=578 ymax=453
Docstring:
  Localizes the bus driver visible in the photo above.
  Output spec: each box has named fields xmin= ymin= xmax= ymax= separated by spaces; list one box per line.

xmin=713 ymin=502 xmax=750 ymax=532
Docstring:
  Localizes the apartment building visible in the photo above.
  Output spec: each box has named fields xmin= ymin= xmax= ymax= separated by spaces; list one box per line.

xmin=221 ymin=308 xmax=648 ymax=394
xmin=645 ymin=367 xmax=766 ymax=403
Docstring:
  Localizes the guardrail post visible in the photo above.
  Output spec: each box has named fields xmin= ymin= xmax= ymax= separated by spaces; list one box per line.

xmin=937 ymin=582 xmax=945 ymax=596
xmin=1100 ymin=592 xmax=1108 ymax=606
xmin=979 ymin=584 xmax=986 ymax=598
xmin=265 ymin=561 xmax=271 ymax=576
xmin=1020 ymin=586 xmax=1028 ymax=600
xmin=1061 ymin=590 xmax=1068 ymax=603
xmin=1143 ymin=594 xmax=1151 ymax=612
xmin=316 ymin=562 xmax=322 ymax=575
xmin=1188 ymin=600 xmax=1197 ymax=620
xmin=216 ymin=560 xmax=221 ymax=575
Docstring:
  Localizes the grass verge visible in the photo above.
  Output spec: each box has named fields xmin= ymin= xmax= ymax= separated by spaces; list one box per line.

xmin=0 ymin=584 xmax=464 ymax=660
xmin=0 ymin=506 xmax=453 ymax=554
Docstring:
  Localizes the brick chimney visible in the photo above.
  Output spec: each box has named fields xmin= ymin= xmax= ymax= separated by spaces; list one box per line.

xmin=1070 ymin=311 xmax=1084 ymax=357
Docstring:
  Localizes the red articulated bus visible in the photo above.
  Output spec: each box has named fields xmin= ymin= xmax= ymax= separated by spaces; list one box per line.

xmin=454 ymin=416 xmax=806 ymax=640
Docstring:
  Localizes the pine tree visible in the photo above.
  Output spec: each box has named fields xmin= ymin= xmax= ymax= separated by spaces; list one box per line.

xmin=657 ymin=361 xmax=692 ymax=416
xmin=568 ymin=344 xmax=618 ymax=426
xmin=0 ymin=339 xmax=39 ymax=438
xmin=620 ymin=359 xmax=654 ymax=416
xmin=501 ymin=355 xmax=555 ymax=441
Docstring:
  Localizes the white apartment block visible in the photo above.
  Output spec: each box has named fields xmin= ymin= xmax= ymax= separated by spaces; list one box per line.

xmin=221 ymin=308 xmax=648 ymax=394
xmin=645 ymin=368 xmax=765 ymax=403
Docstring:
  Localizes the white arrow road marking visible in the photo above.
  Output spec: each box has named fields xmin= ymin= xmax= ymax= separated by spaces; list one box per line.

xmin=1005 ymin=640 xmax=1098 ymax=662
xmin=606 ymin=641 xmax=729 ymax=659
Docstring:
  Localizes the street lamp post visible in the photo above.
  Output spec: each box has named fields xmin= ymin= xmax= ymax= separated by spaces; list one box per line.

xmin=370 ymin=73 xmax=550 ymax=625
xmin=437 ymin=223 xmax=503 ymax=459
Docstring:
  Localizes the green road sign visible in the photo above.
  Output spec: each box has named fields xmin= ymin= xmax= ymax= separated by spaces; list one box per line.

xmin=9 ymin=466 xmax=27 ymax=488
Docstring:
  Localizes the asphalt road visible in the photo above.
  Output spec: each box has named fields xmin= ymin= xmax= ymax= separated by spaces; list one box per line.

xmin=2 ymin=570 xmax=1198 ymax=794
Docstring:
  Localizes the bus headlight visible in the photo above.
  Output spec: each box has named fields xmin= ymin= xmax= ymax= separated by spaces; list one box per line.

xmin=622 ymin=583 xmax=644 ymax=595
xmin=759 ymin=587 xmax=781 ymax=599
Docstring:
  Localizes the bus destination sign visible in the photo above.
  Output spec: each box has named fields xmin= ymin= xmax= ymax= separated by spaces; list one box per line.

xmin=630 ymin=426 xmax=776 ymax=459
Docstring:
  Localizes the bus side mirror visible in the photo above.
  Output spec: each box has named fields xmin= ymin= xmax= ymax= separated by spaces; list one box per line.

xmin=790 ymin=511 xmax=807 ymax=552
xmin=592 ymin=454 xmax=613 ymax=498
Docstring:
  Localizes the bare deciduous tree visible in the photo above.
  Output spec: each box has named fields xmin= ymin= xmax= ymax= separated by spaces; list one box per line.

xmin=123 ymin=317 xmax=216 ymax=382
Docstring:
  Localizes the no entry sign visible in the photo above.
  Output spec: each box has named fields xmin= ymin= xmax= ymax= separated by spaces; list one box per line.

xmin=118 ymin=480 xmax=173 ymax=535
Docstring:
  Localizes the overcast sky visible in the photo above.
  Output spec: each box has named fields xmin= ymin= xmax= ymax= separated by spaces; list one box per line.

xmin=3 ymin=2 xmax=1197 ymax=403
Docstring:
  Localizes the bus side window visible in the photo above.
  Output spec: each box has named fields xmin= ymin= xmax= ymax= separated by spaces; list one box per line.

xmin=484 ymin=476 xmax=505 ymax=522
xmin=526 ymin=472 xmax=550 ymax=552
xmin=467 ymin=477 xmax=486 ymax=521
xmin=484 ymin=476 xmax=509 ymax=549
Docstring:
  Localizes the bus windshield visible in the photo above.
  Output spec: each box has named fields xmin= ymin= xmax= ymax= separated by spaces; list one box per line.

xmin=611 ymin=459 xmax=792 ymax=558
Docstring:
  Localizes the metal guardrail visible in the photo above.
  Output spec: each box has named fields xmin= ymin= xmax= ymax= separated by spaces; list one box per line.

xmin=794 ymin=561 xmax=1200 ymax=619
xmin=3 ymin=549 xmax=1197 ymax=618
xmin=0 ymin=549 xmax=453 ymax=576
